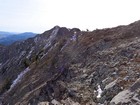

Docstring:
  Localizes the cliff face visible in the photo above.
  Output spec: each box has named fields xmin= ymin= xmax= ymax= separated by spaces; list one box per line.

xmin=0 ymin=21 xmax=140 ymax=105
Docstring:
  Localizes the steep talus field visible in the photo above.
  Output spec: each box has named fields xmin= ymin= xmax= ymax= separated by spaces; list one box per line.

xmin=0 ymin=21 xmax=140 ymax=105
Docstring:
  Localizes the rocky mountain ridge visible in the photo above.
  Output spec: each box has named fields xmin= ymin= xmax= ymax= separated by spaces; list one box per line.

xmin=0 ymin=21 xmax=140 ymax=105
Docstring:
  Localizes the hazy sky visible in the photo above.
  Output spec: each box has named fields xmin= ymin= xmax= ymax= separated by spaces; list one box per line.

xmin=0 ymin=0 xmax=140 ymax=33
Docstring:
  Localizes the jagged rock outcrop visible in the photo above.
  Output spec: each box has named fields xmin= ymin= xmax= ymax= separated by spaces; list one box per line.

xmin=0 ymin=20 xmax=140 ymax=105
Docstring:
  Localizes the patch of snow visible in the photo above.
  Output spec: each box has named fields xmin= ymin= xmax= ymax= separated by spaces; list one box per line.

xmin=43 ymin=26 xmax=59 ymax=50
xmin=26 ymin=47 xmax=34 ymax=58
xmin=9 ymin=67 xmax=30 ymax=90
xmin=50 ymin=26 xmax=59 ymax=40
xmin=60 ymin=40 xmax=70 ymax=51
xmin=44 ymin=42 xmax=51 ymax=49
xmin=41 ymin=46 xmax=53 ymax=59
xmin=97 ymin=85 xmax=103 ymax=98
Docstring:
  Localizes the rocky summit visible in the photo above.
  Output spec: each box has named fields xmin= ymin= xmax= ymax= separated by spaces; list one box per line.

xmin=0 ymin=21 xmax=140 ymax=105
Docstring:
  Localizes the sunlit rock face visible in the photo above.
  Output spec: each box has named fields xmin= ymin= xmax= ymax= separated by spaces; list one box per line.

xmin=0 ymin=20 xmax=140 ymax=105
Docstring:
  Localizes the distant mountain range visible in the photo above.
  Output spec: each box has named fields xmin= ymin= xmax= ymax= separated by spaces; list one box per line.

xmin=0 ymin=31 xmax=18 ymax=38
xmin=0 ymin=31 xmax=37 ymax=45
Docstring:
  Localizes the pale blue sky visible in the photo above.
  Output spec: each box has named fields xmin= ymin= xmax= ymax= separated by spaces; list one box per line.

xmin=0 ymin=0 xmax=140 ymax=33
